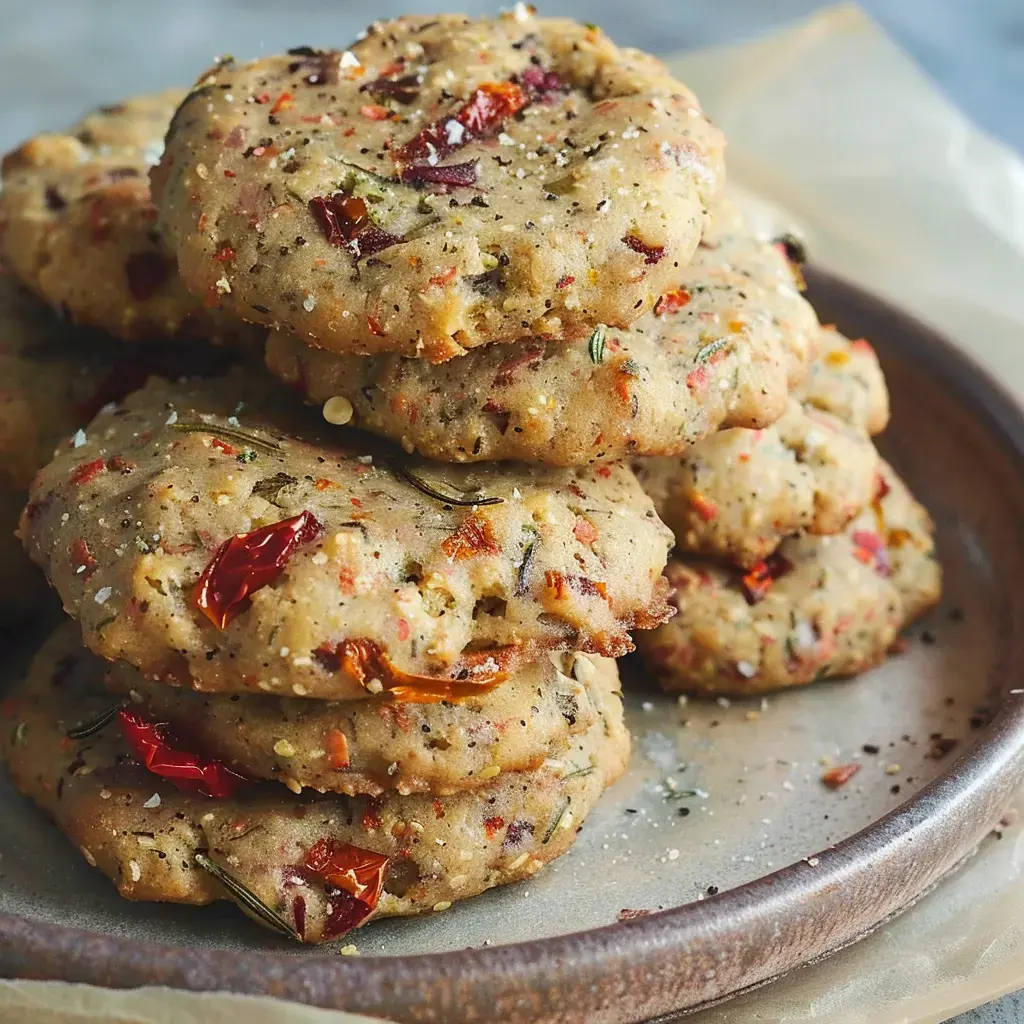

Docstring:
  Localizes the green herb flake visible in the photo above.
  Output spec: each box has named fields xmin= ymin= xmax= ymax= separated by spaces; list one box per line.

xmin=172 ymin=422 xmax=282 ymax=455
xmin=236 ymin=449 xmax=258 ymax=464
xmin=695 ymin=339 xmax=729 ymax=364
xmin=542 ymin=796 xmax=571 ymax=844
xmin=588 ymin=326 xmax=606 ymax=365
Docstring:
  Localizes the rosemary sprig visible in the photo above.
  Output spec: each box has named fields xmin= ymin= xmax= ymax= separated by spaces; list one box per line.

xmin=561 ymin=764 xmax=595 ymax=781
xmin=695 ymin=338 xmax=729 ymax=364
xmin=66 ymin=702 xmax=124 ymax=740
xmin=172 ymin=422 xmax=283 ymax=455
xmin=588 ymin=326 xmax=606 ymax=364
xmin=542 ymin=795 xmax=571 ymax=844
xmin=394 ymin=465 xmax=503 ymax=507
xmin=515 ymin=540 xmax=535 ymax=596
xmin=195 ymin=851 xmax=301 ymax=941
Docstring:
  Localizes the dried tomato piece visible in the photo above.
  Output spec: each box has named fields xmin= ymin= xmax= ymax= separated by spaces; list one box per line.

xmin=622 ymin=234 xmax=665 ymax=265
xmin=518 ymin=66 xmax=566 ymax=102
xmin=71 ymin=537 xmax=99 ymax=579
xmin=398 ymin=80 xmax=528 ymax=166
xmin=118 ymin=709 xmax=250 ymax=798
xmin=308 ymin=194 xmax=403 ymax=258
xmin=441 ymin=514 xmax=501 ymax=560
xmin=740 ymin=552 xmax=793 ymax=605
xmin=69 ymin=458 xmax=106 ymax=486
xmin=400 ymin=160 xmax=479 ymax=188
xmin=325 ymin=727 xmax=350 ymax=769
xmin=851 ymin=530 xmax=892 ymax=577
xmin=125 ymin=251 xmax=171 ymax=302
xmin=360 ymin=70 xmax=423 ymax=105
xmin=314 ymin=637 xmax=506 ymax=703
xmin=193 ymin=510 xmax=323 ymax=629
xmin=303 ymin=838 xmax=389 ymax=939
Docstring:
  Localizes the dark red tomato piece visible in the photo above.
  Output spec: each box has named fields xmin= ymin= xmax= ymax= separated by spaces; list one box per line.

xmin=193 ymin=510 xmax=323 ymax=629
xmin=303 ymin=838 xmax=390 ymax=939
xmin=118 ymin=709 xmax=250 ymax=798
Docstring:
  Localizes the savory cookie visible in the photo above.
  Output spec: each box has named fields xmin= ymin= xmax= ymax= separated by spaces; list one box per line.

xmin=2 ymin=626 xmax=629 ymax=943
xmin=20 ymin=371 xmax=673 ymax=701
xmin=635 ymin=329 xmax=886 ymax=567
xmin=265 ymin=201 xmax=818 ymax=465
xmin=635 ymin=463 xmax=941 ymax=696
xmin=797 ymin=326 xmax=889 ymax=435
xmin=0 ymin=92 xmax=257 ymax=346
xmin=106 ymin=643 xmax=615 ymax=797
xmin=153 ymin=11 xmax=725 ymax=362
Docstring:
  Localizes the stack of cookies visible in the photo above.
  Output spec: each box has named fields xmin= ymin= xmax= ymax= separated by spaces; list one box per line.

xmin=0 ymin=8 xmax=940 ymax=944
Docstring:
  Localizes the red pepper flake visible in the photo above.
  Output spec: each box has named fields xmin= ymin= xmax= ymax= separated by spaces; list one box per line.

xmin=654 ymin=288 xmax=691 ymax=316
xmin=367 ymin=314 xmax=386 ymax=336
xmin=573 ymin=516 xmax=598 ymax=545
xmin=338 ymin=567 xmax=356 ymax=594
xmin=193 ymin=510 xmax=324 ymax=629
xmin=223 ymin=169 xmax=236 ymax=178
xmin=397 ymin=80 xmax=528 ymax=165
xmin=210 ymin=437 xmax=239 ymax=456
xmin=428 ymin=266 xmax=458 ymax=287
xmin=254 ymin=92 xmax=271 ymax=104
xmin=852 ymin=530 xmax=892 ymax=577
xmin=850 ymin=338 xmax=875 ymax=355
xmin=396 ymin=618 xmax=410 ymax=642
xmin=362 ymin=803 xmax=383 ymax=831
xmin=483 ymin=815 xmax=505 ymax=840
xmin=556 ymin=274 xmax=576 ymax=289
xmin=118 ymin=709 xmax=250 ymax=798
xmin=441 ymin=514 xmax=501 ymax=560
xmin=544 ymin=570 xmax=608 ymax=602
xmin=518 ymin=66 xmax=566 ymax=102
xmin=689 ymin=492 xmax=718 ymax=523
xmin=622 ymin=234 xmax=665 ymax=265
xmin=325 ymin=728 xmax=350 ymax=769
xmin=71 ymin=537 xmax=98 ymax=579
xmin=125 ymin=251 xmax=171 ymax=302
xmin=107 ymin=455 xmax=136 ymax=473
xmin=432 ymin=799 xmax=445 ymax=819
xmin=875 ymin=473 xmax=892 ymax=501
xmin=741 ymin=552 xmax=793 ymax=605
xmin=685 ymin=366 xmax=708 ymax=391
xmin=69 ymin=458 xmax=106 ymax=486
xmin=313 ymin=637 xmax=506 ymax=703
xmin=595 ymin=465 xmax=613 ymax=478
xmin=270 ymin=91 xmax=294 ymax=115
xmin=360 ymin=103 xmax=393 ymax=121
xmin=822 ymin=762 xmax=861 ymax=789
xmin=213 ymin=244 xmax=237 ymax=262
xmin=302 ymin=838 xmax=390 ymax=940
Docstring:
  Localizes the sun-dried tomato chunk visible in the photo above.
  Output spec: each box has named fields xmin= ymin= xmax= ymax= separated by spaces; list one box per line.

xmin=193 ymin=510 xmax=323 ymax=629
xmin=118 ymin=709 xmax=250 ymax=798
xmin=309 ymin=194 xmax=403 ymax=258
xmin=622 ymin=234 xmax=665 ymax=265
xmin=398 ymin=80 xmax=528 ymax=166
xmin=302 ymin=838 xmax=390 ymax=939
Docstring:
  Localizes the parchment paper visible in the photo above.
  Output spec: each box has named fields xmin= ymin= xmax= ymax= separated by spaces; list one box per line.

xmin=5 ymin=4 xmax=1024 ymax=1021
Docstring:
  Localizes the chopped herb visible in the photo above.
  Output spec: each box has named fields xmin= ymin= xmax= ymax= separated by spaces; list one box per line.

xmin=588 ymin=326 xmax=606 ymax=364
xmin=393 ymin=465 xmax=503 ymax=507
xmin=194 ymin=851 xmax=301 ymax=941
xmin=250 ymin=472 xmax=298 ymax=507
xmin=515 ymin=540 xmax=535 ymax=596
xmin=172 ymin=422 xmax=282 ymax=455
xmin=695 ymin=339 xmax=729 ymax=364
xmin=66 ymin=702 xmax=124 ymax=740
xmin=542 ymin=796 xmax=571 ymax=844
xmin=561 ymin=764 xmax=595 ymax=781
xmin=236 ymin=450 xmax=258 ymax=464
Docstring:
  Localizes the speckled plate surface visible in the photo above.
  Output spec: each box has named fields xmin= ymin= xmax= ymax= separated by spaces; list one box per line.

xmin=2 ymin=271 xmax=1024 ymax=1023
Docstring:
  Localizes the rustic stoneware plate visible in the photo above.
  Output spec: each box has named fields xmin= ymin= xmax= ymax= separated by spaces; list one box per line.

xmin=2 ymin=271 xmax=1024 ymax=1024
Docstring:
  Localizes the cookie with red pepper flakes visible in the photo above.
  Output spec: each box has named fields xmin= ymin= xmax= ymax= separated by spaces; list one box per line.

xmin=635 ymin=463 xmax=941 ymax=697
xmin=152 ymin=11 xmax=725 ymax=363
xmin=2 ymin=625 xmax=629 ymax=943
xmin=265 ymin=200 xmax=818 ymax=465
xmin=20 ymin=370 xmax=673 ymax=700
xmin=634 ymin=331 xmax=887 ymax=568
xmin=0 ymin=91 xmax=259 ymax=346
xmin=106 ymin=649 xmax=612 ymax=797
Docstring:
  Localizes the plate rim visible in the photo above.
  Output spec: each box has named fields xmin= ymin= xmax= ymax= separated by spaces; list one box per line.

xmin=3 ymin=269 xmax=1024 ymax=1024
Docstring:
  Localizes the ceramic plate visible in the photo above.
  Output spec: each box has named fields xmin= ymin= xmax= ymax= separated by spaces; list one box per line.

xmin=2 ymin=271 xmax=1023 ymax=1023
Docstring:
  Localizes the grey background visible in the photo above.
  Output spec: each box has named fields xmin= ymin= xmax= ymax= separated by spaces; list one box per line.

xmin=2 ymin=0 xmax=1021 ymax=1020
